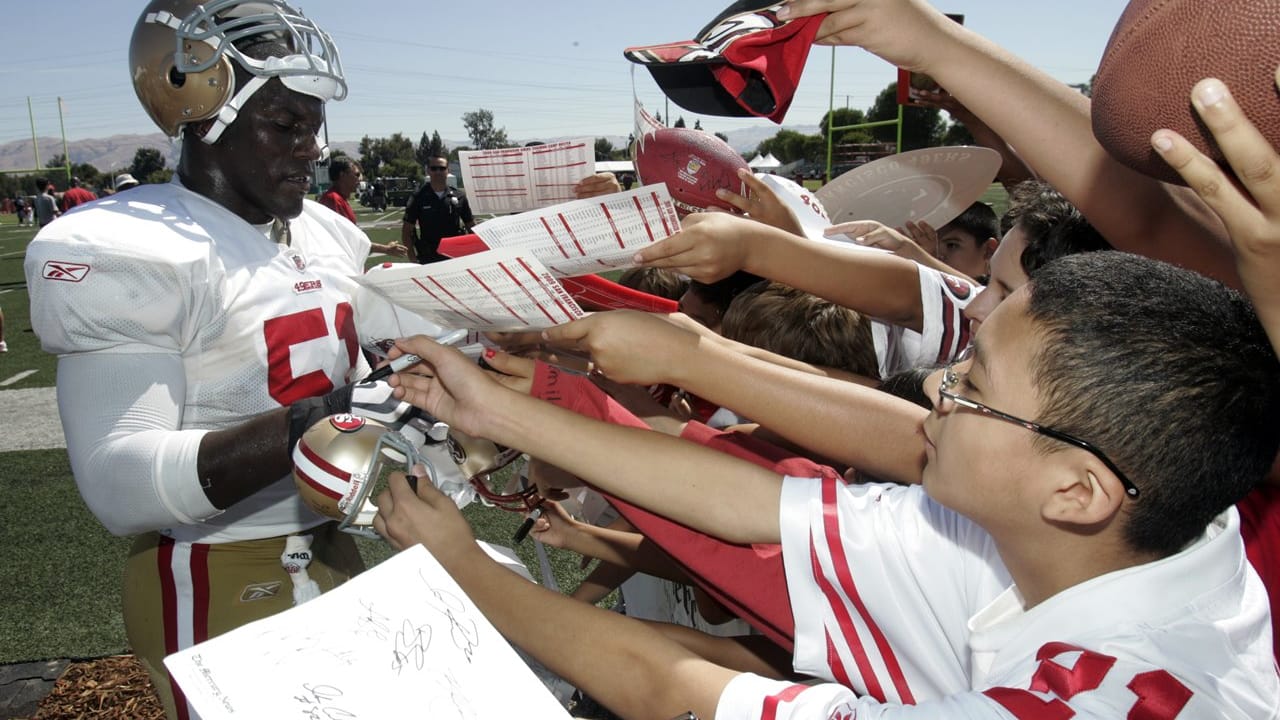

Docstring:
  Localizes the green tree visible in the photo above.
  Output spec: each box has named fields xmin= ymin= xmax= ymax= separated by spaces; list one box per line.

xmin=415 ymin=132 xmax=432 ymax=167
xmin=428 ymin=131 xmax=447 ymax=159
xmin=46 ymin=154 xmax=68 ymax=169
xmin=942 ymin=120 xmax=975 ymax=146
xmin=461 ymin=109 xmax=510 ymax=150
xmin=359 ymin=133 xmax=417 ymax=179
xmin=594 ymin=137 xmax=615 ymax=161
xmin=714 ymin=131 xmax=729 ymax=144
xmin=1069 ymin=73 xmax=1097 ymax=98
xmin=130 ymin=147 xmax=169 ymax=184
xmin=673 ymin=116 xmax=686 ymax=129
xmin=70 ymin=162 xmax=103 ymax=190
xmin=867 ymin=82 xmax=946 ymax=151
xmin=819 ymin=108 xmax=874 ymax=145
xmin=755 ymin=129 xmax=825 ymax=165
xmin=694 ymin=119 xmax=703 ymax=131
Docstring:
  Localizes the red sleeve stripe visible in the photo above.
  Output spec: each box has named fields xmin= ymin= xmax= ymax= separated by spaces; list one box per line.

xmin=818 ymin=477 xmax=917 ymax=704
xmin=761 ymin=683 xmax=809 ymax=720
xmin=936 ymin=290 xmax=957 ymax=365
xmin=808 ymin=534 xmax=882 ymax=699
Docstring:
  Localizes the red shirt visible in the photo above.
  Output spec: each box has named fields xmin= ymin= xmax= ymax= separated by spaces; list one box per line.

xmin=1238 ymin=484 xmax=1280 ymax=660
xmin=61 ymin=187 xmax=97 ymax=211
xmin=318 ymin=189 xmax=356 ymax=224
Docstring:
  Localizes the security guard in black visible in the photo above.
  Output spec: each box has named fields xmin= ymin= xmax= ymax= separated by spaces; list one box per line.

xmin=402 ymin=159 xmax=475 ymax=263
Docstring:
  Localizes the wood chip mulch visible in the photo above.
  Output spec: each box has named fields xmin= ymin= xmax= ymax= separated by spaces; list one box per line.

xmin=24 ymin=654 xmax=164 ymax=719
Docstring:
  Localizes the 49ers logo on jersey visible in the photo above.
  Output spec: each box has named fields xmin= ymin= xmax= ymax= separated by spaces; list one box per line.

xmin=41 ymin=260 xmax=91 ymax=282
xmin=329 ymin=414 xmax=365 ymax=432
xmin=942 ymin=274 xmax=972 ymax=300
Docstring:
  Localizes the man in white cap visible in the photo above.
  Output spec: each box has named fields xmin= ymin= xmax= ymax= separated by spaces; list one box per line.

xmin=113 ymin=172 xmax=139 ymax=192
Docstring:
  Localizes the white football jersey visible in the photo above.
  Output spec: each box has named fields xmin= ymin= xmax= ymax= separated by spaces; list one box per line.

xmin=26 ymin=181 xmax=373 ymax=543
xmin=874 ymin=263 xmax=977 ymax=378
xmin=713 ymin=479 xmax=1278 ymax=719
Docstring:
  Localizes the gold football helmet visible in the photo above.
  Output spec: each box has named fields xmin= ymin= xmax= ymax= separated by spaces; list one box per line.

xmin=130 ymin=0 xmax=346 ymax=140
xmin=292 ymin=414 xmax=426 ymax=538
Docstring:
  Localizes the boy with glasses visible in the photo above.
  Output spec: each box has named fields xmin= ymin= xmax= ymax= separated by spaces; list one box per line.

xmin=402 ymin=155 xmax=474 ymax=263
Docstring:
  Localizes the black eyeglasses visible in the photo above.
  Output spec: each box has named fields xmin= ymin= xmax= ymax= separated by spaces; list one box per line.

xmin=938 ymin=346 xmax=1140 ymax=498
xmin=428 ymin=166 xmax=448 ymax=171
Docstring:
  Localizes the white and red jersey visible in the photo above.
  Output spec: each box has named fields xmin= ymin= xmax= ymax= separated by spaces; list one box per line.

xmin=873 ymin=263 xmax=977 ymax=378
xmin=26 ymin=181 xmax=373 ymax=543
xmin=713 ymin=478 xmax=1278 ymax=719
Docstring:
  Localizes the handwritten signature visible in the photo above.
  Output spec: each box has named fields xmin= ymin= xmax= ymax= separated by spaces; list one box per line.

xmin=391 ymin=619 xmax=432 ymax=675
xmin=294 ymin=683 xmax=357 ymax=719
xmin=418 ymin=569 xmax=481 ymax=662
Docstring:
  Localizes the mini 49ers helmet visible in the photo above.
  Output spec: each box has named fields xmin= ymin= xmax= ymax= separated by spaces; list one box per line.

xmin=292 ymin=414 xmax=429 ymax=538
xmin=130 ymin=0 xmax=346 ymax=142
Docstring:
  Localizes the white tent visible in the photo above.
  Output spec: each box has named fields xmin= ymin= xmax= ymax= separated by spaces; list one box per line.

xmin=750 ymin=153 xmax=782 ymax=170
xmin=595 ymin=160 xmax=634 ymax=174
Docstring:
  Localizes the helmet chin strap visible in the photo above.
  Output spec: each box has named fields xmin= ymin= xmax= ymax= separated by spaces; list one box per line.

xmin=200 ymin=74 xmax=268 ymax=144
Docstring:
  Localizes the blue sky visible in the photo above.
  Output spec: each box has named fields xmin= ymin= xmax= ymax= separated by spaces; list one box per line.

xmin=0 ymin=1 xmax=1127 ymax=146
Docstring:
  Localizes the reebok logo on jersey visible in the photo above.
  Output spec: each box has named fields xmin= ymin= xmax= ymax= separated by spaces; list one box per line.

xmin=41 ymin=261 xmax=91 ymax=283
xmin=239 ymin=581 xmax=283 ymax=602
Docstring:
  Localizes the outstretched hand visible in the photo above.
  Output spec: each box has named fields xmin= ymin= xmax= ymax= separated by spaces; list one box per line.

xmin=828 ymin=219 xmax=916 ymax=253
xmin=633 ymin=212 xmax=764 ymax=283
xmin=373 ymin=467 xmax=478 ymax=563
xmin=1152 ymin=77 xmax=1280 ymax=356
xmin=527 ymin=500 xmax=582 ymax=549
xmin=714 ymin=168 xmax=805 ymax=236
xmin=574 ymin=172 xmax=622 ymax=199
xmin=780 ymin=0 xmax=952 ymax=69
xmin=385 ymin=335 xmax=506 ymax=439
xmin=540 ymin=310 xmax=702 ymax=386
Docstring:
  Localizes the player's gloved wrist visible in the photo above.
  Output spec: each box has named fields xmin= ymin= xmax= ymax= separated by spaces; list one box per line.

xmin=286 ymin=383 xmax=354 ymax=451
xmin=349 ymin=379 xmax=447 ymax=448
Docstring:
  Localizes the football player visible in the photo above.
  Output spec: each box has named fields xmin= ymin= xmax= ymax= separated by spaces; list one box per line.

xmin=23 ymin=2 xmax=446 ymax=718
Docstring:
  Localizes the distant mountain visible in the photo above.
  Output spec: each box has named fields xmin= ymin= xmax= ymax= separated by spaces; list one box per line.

xmin=0 ymin=133 xmax=178 ymax=174
xmin=0 ymin=125 xmax=821 ymax=174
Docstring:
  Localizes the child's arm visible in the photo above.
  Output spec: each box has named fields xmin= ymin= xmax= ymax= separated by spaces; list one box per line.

xmin=388 ymin=335 xmax=786 ymax=545
xmin=531 ymin=501 xmax=697 ymax=585
xmin=636 ymin=212 xmax=928 ymax=332
xmin=539 ymin=311 xmax=928 ymax=485
xmin=782 ymin=0 xmax=1241 ymax=288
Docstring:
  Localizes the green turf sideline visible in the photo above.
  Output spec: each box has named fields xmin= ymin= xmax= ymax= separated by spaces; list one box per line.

xmin=0 ymin=448 xmax=591 ymax=664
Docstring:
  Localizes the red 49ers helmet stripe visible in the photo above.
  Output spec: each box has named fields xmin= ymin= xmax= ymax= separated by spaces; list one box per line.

xmin=295 ymin=439 xmax=350 ymax=501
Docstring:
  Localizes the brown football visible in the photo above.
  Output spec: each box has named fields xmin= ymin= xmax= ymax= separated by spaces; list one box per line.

xmin=634 ymin=128 xmax=750 ymax=215
xmin=1091 ymin=0 xmax=1280 ymax=185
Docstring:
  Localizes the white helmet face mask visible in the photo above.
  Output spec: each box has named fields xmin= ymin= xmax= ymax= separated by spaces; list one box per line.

xmin=161 ymin=0 xmax=346 ymax=143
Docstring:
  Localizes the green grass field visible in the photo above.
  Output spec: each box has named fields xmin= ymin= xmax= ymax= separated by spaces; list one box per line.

xmin=0 ymin=205 xmax=588 ymax=665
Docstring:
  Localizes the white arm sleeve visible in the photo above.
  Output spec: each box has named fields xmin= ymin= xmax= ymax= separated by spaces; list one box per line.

xmin=57 ymin=352 xmax=220 ymax=536
xmin=716 ymin=674 xmax=1017 ymax=719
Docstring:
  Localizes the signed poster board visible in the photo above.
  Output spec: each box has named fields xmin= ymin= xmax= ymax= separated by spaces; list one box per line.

xmin=165 ymin=543 xmax=572 ymax=719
